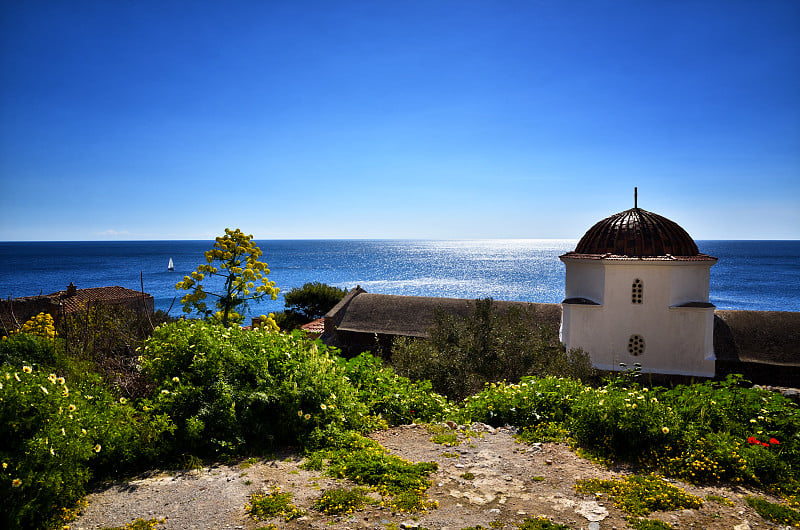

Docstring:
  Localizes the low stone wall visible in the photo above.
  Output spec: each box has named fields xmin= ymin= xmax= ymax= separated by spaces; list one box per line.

xmin=0 ymin=297 xmax=62 ymax=334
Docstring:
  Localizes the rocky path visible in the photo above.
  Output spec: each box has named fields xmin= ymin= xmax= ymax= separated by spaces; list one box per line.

xmin=71 ymin=424 xmax=781 ymax=529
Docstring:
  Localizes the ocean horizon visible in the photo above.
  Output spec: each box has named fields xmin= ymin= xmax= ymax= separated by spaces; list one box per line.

xmin=1 ymin=239 xmax=798 ymax=321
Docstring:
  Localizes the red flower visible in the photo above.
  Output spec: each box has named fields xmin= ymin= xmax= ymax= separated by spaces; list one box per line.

xmin=769 ymin=438 xmax=780 ymax=445
xmin=747 ymin=436 xmax=760 ymax=445
xmin=762 ymin=442 xmax=770 ymax=448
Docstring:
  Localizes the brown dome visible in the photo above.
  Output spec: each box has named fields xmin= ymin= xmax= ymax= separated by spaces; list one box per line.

xmin=574 ymin=207 xmax=700 ymax=257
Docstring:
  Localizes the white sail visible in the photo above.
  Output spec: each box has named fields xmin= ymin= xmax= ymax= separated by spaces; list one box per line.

xmin=168 ymin=258 xmax=174 ymax=271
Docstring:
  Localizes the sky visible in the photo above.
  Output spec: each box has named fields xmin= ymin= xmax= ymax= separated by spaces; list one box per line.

xmin=1 ymin=1 xmax=798 ymax=241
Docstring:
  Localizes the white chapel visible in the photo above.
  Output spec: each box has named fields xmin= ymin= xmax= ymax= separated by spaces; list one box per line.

xmin=560 ymin=192 xmax=718 ymax=377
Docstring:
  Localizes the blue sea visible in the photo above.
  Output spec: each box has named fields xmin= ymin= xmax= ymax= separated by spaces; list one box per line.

xmin=0 ymin=240 xmax=798 ymax=321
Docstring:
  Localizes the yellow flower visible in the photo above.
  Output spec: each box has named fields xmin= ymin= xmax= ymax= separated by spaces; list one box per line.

xmin=662 ymin=427 xmax=670 ymax=434
xmin=298 ymin=411 xmax=303 ymax=417
xmin=22 ymin=366 xmax=32 ymax=373
xmin=93 ymin=444 xmax=102 ymax=453
xmin=320 ymin=404 xmax=327 ymax=410
xmin=40 ymin=385 xmax=49 ymax=394
xmin=119 ymin=397 xmax=127 ymax=404
xmin=2 ymin=462 xmax=6 ymax=469
xmin=161 ymin=389 xmax=170 ymax=394
xmin=12 ymin=478 xmax=22 ymax=487
xmin=57 ymin=377 xmax=65 ymax=385
xmin=172 ymin=377 xmax=180 ymax=383
xmin=68 ymin=404 xmax=77 ymax=412
xmin=304 ymin=414 xmax=311 ymax=420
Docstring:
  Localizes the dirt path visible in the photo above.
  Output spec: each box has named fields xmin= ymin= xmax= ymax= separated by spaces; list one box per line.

xmin=71 ymin=423 xmax=780 ymax=529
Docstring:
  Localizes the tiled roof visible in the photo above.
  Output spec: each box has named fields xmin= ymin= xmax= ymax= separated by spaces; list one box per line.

xmin=561 ymin=253 xmax=717 ymax=262
xmin=49 ymin=286 xmax=148 ymax=313
xmin=300 ymin=318 xmax=325 ymax=334
xmin=570 ymin=207 xmax=707 ymax=257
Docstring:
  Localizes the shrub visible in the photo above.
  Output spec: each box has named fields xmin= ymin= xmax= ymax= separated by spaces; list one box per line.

xmin=248 ymin=487 xmax=304 ymax=521
xmin=0 ymin=365 xmax=172 ymax=530
xmin=458 ymin=376 xmax=586 ymax=428
xmin=570 ymin=385 xmax=679 ymax=461
xmin=575 ymin=474 xmax=703 ymax=516
xmin=140 ymin=321 xmax=369 ymax=455
xmin=312 ymin=487 xmax=372 ymax=515
xmin=746 ymin=496 xmax=800 ymax=526
xmin=517 ymin=421 xmax=571 ymax=444
xmin=0 ymin=332 xmax=59 ymax=368
xmin=391 ymin=298 xmax=595 ymax=400
xmin=340 ymin=353 xmax=452 ymax=425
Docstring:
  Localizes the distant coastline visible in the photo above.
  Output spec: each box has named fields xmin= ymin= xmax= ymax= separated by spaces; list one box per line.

xmin=1 ymin=240 xmax=798 ymax=320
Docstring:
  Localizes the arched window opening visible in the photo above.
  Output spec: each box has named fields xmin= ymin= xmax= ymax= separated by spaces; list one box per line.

xmin=632 ymin=279 xmax=643 ymax=304
xmin=628 ymin=334 xmax=645 ymax=356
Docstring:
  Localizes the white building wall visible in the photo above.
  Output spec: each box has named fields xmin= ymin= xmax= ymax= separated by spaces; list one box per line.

xmin=561 ymin=258 xmax=716 ymax=377
xmin=564 ymin=261 xmax=605 ymax=304
xmin=669 ymin=265 xmax=712 ymax=305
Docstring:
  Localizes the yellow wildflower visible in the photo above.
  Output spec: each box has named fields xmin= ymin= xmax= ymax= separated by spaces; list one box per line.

xmin=22 ymin=366 xmax=32 ymax=373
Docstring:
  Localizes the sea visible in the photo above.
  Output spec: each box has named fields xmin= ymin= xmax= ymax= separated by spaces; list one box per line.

xmin=0 ymin=240 xmax=798 ymax=322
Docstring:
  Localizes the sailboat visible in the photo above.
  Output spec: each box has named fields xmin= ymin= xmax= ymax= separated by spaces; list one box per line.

xmin=168 ymin=258 xmax=174 ymax=271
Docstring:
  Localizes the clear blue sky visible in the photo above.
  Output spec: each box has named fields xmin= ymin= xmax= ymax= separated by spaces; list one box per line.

xmin=1 ymin=1 xmax=798 ymax=241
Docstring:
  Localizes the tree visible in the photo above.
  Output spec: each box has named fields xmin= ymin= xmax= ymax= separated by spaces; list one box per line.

xmin=273 ymin=282 xmax=348 ymax=331
xmin=391 ymin=298 xmax=595 ymax=400
xmin=175 ymin=228 xmax=279 ymax=327
xmin=284 ymin=282 xmax=348 ymax=321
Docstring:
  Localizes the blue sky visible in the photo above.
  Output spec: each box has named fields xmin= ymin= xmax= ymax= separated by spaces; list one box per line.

xmin=1 ymin=1 xmax=798 ymax=241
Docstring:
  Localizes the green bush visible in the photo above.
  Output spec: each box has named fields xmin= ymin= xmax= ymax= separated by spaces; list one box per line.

xmin=248 ymin=487 xmax=304 ymax=521
xmin=340 ymin=353 xmax=452 ymax=425
xmin=312 ymin=487 xmax=373 ymax=515
xmin=0 ymin=365 xmax=172 ymax=530
xmin=745 ymin=496 xmax=800 ymax=526
xmin=0 ymin=333 xmax=59 ymax=367
xmin=140 ymin=321 xmax=369 ymax=455
xmin=391 ymin=298 xmax=595 ymax=400
xmin=458 ymin=376 xmax=586 ymax=428
xmin=575 ymin=473 xmax=703 ymax=516
xmin=570 ymin=385 xmax=678 ymax=460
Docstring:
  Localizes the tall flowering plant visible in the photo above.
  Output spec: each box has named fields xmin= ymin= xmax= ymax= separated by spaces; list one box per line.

xmin=176 ymin=228 xmax=279 ymax=327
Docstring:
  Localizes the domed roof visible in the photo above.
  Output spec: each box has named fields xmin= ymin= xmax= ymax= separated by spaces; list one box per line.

xmin=573 ymin=207 xmax=700 ymax=257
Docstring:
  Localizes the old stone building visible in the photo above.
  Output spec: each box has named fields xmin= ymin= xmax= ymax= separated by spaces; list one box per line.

xmin=0 ymin=283 xmax=154 ymax=333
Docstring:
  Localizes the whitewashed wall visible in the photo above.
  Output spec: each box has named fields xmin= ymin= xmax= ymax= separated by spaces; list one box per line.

xmin=561 ymin=257 xmax=716 ymax=377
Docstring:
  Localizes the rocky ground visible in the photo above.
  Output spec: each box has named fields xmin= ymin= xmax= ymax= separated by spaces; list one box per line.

xmin=71 ymin=424 xmax=788 ymax=530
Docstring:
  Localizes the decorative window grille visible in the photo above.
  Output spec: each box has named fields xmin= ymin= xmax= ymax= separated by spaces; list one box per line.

xmin=632 ymin=279 xmax=643 ymax=304
xmin=628 ymin=335 xmax=645 ymax=356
